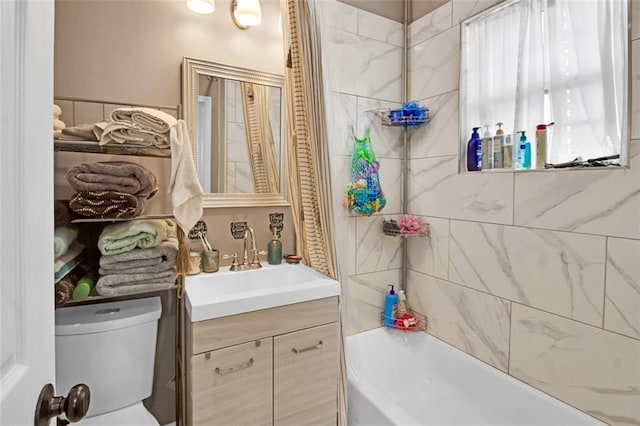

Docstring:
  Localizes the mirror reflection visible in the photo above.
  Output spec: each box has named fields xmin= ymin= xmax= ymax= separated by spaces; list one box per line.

xmin=183 ymin=57 xmax=285 ymax=196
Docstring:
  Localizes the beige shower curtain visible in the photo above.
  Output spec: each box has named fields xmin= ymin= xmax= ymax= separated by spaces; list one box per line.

xmin=240 ymin=82 xmax=280 ymax=194
xmin=281 ymin=0 xmax=347 ymax=424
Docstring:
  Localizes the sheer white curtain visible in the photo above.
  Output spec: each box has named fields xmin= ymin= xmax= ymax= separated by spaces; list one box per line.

xmin=546 ymin=0 xmax=627 ymax=163
xmin=462 ymin=0 xmax=627 ymax=166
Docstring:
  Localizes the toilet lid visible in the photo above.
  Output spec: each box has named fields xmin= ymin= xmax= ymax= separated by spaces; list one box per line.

xmin=79 ymin=402 xmax=159 ymax=426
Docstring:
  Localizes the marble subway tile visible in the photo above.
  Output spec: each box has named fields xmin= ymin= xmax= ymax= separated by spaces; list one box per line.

xmin=632 ymin=39 xmax=639 ymax=140
xmin=605 ymin=237 xmax=640 ymax=339
xmin=333 ymin=155 xmax=353 ymax=218
xmin=407 ymin=216 xmax=450 ymax=280
xmin=409 ymin=26 xmax=460 ymax=100
xmin=356 ymin=215 xmax=403 ymax=274
xmin=449 ymin=221 xmax=606 ymax=326
xmin=327 ymin=92 xmax=358 ymax=156
xmin=358 ymin=9 xmax=403 ymax=47
xmin=343 ymin=269 xmax=401 ymax=335
xmin=356 ymin=97 xmax=404 ymax=159
xmin=408 ymin=156 xmax=514 ymax=224
xmin=410 ymin=91 xmax=459 ymax=159
xmin=451 ymin=0 xmax=502 ymax=26
xmin=410 ymin=1 xmax=453 ymax=47
xmin=407 ymin=271 xmax=511 ymax=371
xmin=510 ymin=304 xmax=640 ymax=425
xmin=377 ymin=158 xmax=403 ymax=215
xmin=513 ymin=152 xmax=640 ymax=239
xmin=317 ymin=0 xmax=358 ymax=33
xmin=325 ymin=28 xmax=402 ymax=102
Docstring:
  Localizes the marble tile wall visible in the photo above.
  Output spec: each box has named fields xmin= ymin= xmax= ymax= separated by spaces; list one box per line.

xmin=317 ymin=0 xmax=404 ymax=336
xmin=406 ymin=1 xmax=640 ymax=423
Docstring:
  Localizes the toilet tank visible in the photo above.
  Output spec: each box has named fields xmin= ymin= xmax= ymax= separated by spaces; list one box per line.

xmin=55 ymin=297 xmax=162 ymax=418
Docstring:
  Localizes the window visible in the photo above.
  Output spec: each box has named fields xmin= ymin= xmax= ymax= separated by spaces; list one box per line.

xmin=460 ymin=0 xmax=628 ymax=170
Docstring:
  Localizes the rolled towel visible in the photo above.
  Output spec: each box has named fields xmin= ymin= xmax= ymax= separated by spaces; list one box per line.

xmin=69 ymin=190 xmax=145 ymax=219
xmin=96 ymin=269 xmax=177 ymax=297
xmin=54 ymin=200 xmax=74 ymax=227
xmin=98 ymin=219 xmax=177 ymax=255
xmin=54 ymin=225 xmax=79 ymax=259
xmin=59 ymin=123 xmax=100 ymax=141
xmin=110 ymin=107 xmax=177 ymax=134
xmin=99 ymin=238 xmax=178 ymax=275
xmin=95 ymin=121 xmax=170 ymax=148
xmin=66 ymin=161 xmax=158 ymax=199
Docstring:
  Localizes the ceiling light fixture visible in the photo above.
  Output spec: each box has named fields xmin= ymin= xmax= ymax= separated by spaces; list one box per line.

xmin=187 ymin=0 xmax=215 ymax=15
xmin=231 ymin=0 xmax=262 ymax=29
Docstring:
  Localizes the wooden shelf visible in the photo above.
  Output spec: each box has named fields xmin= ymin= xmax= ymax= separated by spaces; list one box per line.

xmin=54 ymin=139 xmax=171 ymax=158
xmin=55 ymin=285 xmax=177 ymax=309
xmin=70 ymin=214 xmax=174 ymax=224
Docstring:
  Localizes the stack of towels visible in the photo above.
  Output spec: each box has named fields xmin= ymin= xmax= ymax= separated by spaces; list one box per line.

xmin=66 ymin=161 xmax=158 ymax=219
xmin=59 ymin=107 xmax=177 ymax=149
xmin=54 ymin=224 xmax=85 ymax=282
xmin=96 ymin=219 xmax=178 ymax=297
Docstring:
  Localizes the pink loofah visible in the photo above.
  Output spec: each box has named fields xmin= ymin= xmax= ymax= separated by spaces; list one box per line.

xmin=398 ymin=215 xmax=426 ymax=236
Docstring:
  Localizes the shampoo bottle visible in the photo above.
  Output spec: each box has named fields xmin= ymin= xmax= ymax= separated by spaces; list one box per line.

xmin=397 ymin=289 xmax=408 ymax=316
xmin=267 ymin=227 xmax=282 ymax=265
xmin=535 ymin=124 xmax=547 ymax=169
xmin=466 ymin=127 xmax=482 ymax=172
xmin=503 ymin=133 xmax=514 ymax=169
xmin=384 ymin=285 xmax=398 ymax=326
xmin=516 ymin=131 xmax=531 ymax=170
xmin=492 ymin=122 xmax=505 ymax=169
xmin=482 ymin=125 xmax=493 ymax=170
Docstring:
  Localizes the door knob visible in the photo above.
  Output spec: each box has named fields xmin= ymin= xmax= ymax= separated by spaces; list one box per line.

xmin=34 ymin=383 xmax=90 ymax=426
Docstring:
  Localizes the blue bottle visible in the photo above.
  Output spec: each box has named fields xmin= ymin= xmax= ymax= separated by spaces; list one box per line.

xmin=384 ymin=285 xmax=398 ymax=327
xmin=516 ymin=131 xmax=531 ymax=169
xmin=467 ymin=127 xmax=482 ymax=171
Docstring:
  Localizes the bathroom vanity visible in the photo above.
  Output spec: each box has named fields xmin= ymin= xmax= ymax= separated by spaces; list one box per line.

xmin=180 ymin=263 xmax=341 ymax=426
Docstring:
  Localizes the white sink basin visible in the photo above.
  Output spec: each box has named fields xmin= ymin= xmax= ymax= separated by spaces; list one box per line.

xmin=185 ymin=262 xmax=341 ymax=321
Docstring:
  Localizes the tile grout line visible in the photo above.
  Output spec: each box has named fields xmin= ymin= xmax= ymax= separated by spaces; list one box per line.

xmin=408 ymin=269 xmax=640 ymax=343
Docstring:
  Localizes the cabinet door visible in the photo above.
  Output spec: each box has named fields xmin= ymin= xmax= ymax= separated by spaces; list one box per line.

xmin=190 ymin=337 xmax=273 ymax=426
xmin=274 ymin=323 xmax=339 ymax=426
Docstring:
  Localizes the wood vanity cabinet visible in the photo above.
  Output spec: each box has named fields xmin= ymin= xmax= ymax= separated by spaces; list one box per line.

xmin=181 ymin=296 xmax=339 ymax=426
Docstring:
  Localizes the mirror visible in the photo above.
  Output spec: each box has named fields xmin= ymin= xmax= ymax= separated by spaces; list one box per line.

xmin=183 ymin=57 xmax=288 ymax=207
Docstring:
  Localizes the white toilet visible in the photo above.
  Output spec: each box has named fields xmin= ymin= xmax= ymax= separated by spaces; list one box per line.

xmin=55 ymin=296 xmax=162 ymax=425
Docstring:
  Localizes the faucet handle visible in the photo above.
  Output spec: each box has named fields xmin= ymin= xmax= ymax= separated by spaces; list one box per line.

xmin=223 ymin=253 xmax=240 ymax=271
xmin=250 ymin=250 xmax=267 ymax=267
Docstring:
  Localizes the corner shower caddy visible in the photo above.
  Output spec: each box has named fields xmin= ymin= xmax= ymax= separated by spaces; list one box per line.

xmin=381 ymin=310 xmax=427 ymax=332
xmin=371 ymin=102 xmax=430 ymax=128
xmin=382 ymin=219 xmax=430 ymax=238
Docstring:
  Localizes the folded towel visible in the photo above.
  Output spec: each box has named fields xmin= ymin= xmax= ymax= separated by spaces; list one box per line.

xmin=66 ymin=161 xmax=158 ymax=199
xmin=59 ymin=123 xmax=100 ymax=141
xmin=110 ymin=107 xmax=177 ymax=134
xmin=54 ymin=241 xmax=86 ymax=282
xmin=55 ymin=200 xmax=75 ymax=227
xmin=69 ymin=190 xmax=145 ymax=219
xmin=95 ymin=269 xmax=177 ymax=297
xmin=99 ymin=238 xmax=178 ymax=275
xmin=54 ymin=225 xmax=79 ymax=259
xmin=169 ymin=120 xmax=203 ymax=232
xmin=95 ymin=121 xmax=170 ymax=148
xmin=98 ymin=219 xmax=177 ymax=255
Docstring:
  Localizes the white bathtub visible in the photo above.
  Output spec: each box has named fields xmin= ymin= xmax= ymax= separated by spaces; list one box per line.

xmin=346 ymin=327 xmax=604 ymax=426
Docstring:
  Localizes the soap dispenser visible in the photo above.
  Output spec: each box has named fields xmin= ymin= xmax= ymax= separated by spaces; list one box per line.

xmin=516 ymin=131 xmax=531 ymax=170
xmin=492 ymin=122 xmax=505 ymax=169
xmin=384 ymin=285 xmax=398 ymax=326
xmin=466 ymin=127 xmax=482 ymax=172
xmin=267 ymin=226 xmax=282 ymax=265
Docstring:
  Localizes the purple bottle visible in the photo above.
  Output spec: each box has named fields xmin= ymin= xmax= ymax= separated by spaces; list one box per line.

xmin=467 ymin=127 xmax=482 ymax=171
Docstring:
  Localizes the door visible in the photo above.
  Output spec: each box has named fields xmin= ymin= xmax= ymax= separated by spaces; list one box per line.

xmin=0 ymin=0 xmax=56 ymax=424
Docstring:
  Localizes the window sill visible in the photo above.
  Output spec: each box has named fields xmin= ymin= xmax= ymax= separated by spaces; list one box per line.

xmin=459 ymin=164 xmax=628 ymax=175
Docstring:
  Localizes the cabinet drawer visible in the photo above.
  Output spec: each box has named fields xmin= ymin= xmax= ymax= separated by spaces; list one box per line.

xmin=191 ymin=296 xmax=338 ymax=354
xmin=274 ymin=323 xmax=339 ymax=426
xmin=189 ymin=338 xmax=273 ymax=426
